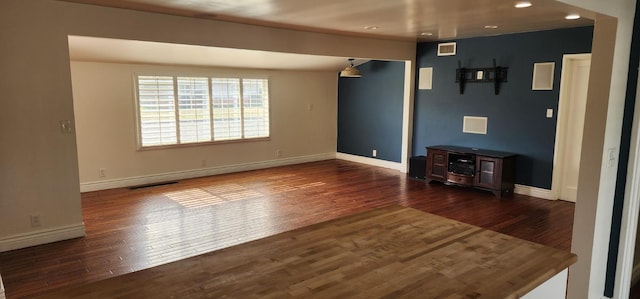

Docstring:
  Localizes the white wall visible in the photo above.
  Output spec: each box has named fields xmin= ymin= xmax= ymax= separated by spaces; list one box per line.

xmin=71 ymin=61 xmax=337 ymax=189
xmin=556 ymin=0 xmax=637 ymax=298
xmin=0 ymin=0 xmax=415 ymax=251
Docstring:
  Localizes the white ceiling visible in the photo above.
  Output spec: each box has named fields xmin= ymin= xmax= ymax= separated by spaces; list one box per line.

xmin=68 ymin=36 xmax=368 ymax=71
xmin=64 ymin=0 xmax=597 ymax=71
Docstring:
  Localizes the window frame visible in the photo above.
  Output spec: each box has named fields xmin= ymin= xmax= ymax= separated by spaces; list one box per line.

xmin=134 ymin=73 xmax=271 ymax=150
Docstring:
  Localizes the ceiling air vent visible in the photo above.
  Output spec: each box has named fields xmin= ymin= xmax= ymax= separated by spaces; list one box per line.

xmin=437 ymin=42 xmax=456 ymax=56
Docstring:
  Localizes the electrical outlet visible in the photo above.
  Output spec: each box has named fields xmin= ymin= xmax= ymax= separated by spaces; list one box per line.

xmin=546 ymin=109 xmax=553 ymax=118
xmin=99 ymin=168 xmax=106 ymax=178
xmin=201 ymin=159 xmax=207 ymax=167
xmin=372 ymin=149 xmax=377 ymax=157
xmin=30 ymin=214 xmax=41 ymax=227
xmin=276 ymin=150 xmax=282 ymax=157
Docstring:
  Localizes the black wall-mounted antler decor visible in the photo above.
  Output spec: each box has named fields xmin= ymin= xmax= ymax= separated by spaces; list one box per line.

xmin=455 ymin=59 xmax=508 ymax=95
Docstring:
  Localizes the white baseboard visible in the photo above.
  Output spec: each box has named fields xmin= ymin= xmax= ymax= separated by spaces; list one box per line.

xmin=336 ymin=152 xmax=405 ymax=172
xmin=80 ymin=153 xmax=336 ymax=192
xmin=514 ymin=184 xmax=555 ymax=200
xmin=0 ymin=223 xmax=86 ymax=252
xmin=337 ymin=155 xmax=554 ymax=199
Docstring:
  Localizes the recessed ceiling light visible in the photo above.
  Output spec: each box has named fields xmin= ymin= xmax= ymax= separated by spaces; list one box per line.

xmin=421 ymin=32 xmax=433 ymax=36
xmin=565 ymin=14 xmax=580 ymax=20
xmin=364 ymin=26 xmax=379 ymax=30
xmin=485 ymin=25 xmax=499 ymax=29
xmin=515 ymin=1 xmax=532 ymax=8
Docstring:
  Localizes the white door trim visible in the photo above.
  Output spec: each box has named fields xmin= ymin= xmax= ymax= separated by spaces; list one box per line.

xmin=613 ymin=65 xmax=640 ymax=299
xmin=551 ymin=53 xmax=592 ymax=201
xmin=401 ymin=60 xmax=415 ymax=173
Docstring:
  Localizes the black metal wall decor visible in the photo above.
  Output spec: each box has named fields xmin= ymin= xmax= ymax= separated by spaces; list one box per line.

xmin=456 ymin=59 xmax=508 ymax=95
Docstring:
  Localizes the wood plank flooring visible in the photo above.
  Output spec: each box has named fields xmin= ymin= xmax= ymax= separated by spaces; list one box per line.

xmin=32 ymin=206 xmax=576 ymax=299
xmin=0 ymin=160 xmax=575 ymax=298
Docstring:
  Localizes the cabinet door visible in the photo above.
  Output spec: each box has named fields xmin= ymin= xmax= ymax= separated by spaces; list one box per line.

xmin=476 ymin=156 xmax=502 ymax=189
xmin=426 ymin=149 xmax=447 ymax=181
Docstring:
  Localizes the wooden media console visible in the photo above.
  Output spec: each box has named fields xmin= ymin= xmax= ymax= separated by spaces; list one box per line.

xmin=426 ymin=145 xmax=515 ymax=198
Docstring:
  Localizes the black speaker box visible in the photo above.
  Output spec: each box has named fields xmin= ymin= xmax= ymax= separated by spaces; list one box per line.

xmin=409 ymin=156 xmax=427 ymax=180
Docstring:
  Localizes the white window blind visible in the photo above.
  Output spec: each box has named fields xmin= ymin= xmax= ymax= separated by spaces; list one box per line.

xmin=135 ymin=75 xmax=269 ymax=148
xmin=177 ymin=77 xmax=211 ymax=143
xmin=242 ymin=79 xmax=270 ymax=138
xmin=137 ymin=76 xmax=177 ymax=147
xmin=211 ymin=78 xmax=242 ymax=141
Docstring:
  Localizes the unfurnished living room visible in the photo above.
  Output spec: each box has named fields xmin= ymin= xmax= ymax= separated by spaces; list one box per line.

xmin=1 ymin=0 xmax=640 ymax=298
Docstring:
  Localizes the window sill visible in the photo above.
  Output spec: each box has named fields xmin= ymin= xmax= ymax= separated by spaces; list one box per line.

xmin=137 ymin=137 xmax=271 ymax=151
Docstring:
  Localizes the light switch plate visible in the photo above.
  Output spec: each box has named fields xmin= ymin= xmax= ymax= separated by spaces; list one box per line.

xmin=546 ymin=109 xmax=553 ymax=118
xmin=608 ymin=148 xmax=617 ymax=168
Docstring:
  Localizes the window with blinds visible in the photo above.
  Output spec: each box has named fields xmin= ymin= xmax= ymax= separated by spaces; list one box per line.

xmin=137 ymin=76 xmax=177 ymax=146
xmin=242 ymin=79 xmax=270 ymax=138
xmin=177 ymin=77 xmax=211 ymax=143
xmin=135 ymin=75 xmax=269 ymax=148
xmin=211 ymin=78 xmax=242 ymax=141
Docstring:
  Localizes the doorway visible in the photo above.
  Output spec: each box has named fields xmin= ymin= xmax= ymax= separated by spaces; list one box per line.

xmin=552 ymin=53 xmax=592 ymax=202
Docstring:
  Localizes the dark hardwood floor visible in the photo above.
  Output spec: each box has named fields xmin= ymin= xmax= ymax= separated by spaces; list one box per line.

xmin=0 ymin=160 xmax=575 ymax=298
xmin=632 ymin=280 xmax=640 ymax=299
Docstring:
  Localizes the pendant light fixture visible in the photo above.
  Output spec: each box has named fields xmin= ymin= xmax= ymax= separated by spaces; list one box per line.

xmin=340 ymin=58 xmax=361 ymax=78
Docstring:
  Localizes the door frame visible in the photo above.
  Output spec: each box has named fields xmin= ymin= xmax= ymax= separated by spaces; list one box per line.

xmin=551 ymin=53 xmax=592 ymax=201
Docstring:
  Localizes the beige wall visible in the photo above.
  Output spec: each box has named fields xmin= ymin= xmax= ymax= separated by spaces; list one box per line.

xmin=71 ymin=61 xmax=337 ymax=186
xmin=0 ymin=0 xmax=414 ymax=250
xmin=556 ymin=0 xmax=637 ymax=298
xmin=2 ymin=0 xmax=639 ymax=296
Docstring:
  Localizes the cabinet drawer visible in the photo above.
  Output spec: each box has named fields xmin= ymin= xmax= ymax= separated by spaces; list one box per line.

xmin=447 ymin=173 xmax=474 ymax=186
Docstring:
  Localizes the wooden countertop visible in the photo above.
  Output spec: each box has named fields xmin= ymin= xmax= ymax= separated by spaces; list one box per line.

xmin=35 ymin=205 xmax=576 ymax=298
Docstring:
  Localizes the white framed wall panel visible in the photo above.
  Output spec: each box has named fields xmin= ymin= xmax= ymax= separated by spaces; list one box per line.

xmin=463 ymin=116 xmax=488 ymax=135
xmin=532 ymin=62 xmax=555 ymax=90
xmin=418 ymin=67 xmax=433 ymax=90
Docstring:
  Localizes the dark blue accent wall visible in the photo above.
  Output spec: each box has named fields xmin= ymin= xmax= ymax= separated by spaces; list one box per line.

xmin=413 ymin=27 xmax=593 ymax=188
xmin=338 ymin=60 xmax=405 ymax=162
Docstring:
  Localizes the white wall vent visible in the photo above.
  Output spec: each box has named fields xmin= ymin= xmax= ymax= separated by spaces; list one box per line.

xmin=418 ymin=67 xmax=433 ymax=90
xmin=463 ymin=116 xmax=488 ymax=135
xmin=437 ymin=42 xmax=456 ymax=56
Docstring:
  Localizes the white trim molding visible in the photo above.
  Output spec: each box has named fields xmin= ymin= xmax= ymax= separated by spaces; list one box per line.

xmin=0 ymin=272 xmax=4 ymax=299
xmin=0 ymin=224 xmax=85 ymax=252
xmin=613 ymin=83 xmax=640 ymax=298
xmin=334 ymin=157 xmax=556 ymax=200
xmin=336 ymin=153 xmax=404 ymax=172
xmin=401 ymin=60 xmax=415 ymax=175
xmin=81 ymin=153 xmax=336 ymax=192
xmin=514 ymin=184 xmax=555 ymax=200
xmin=551 ymin=54 xmax=591 ymax=203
